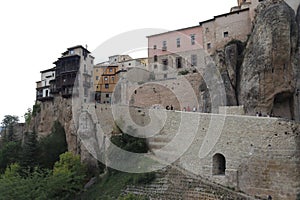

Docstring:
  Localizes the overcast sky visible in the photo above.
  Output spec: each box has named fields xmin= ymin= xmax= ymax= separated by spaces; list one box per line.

xmin=0 ymin=0 xmax=238 ymax=123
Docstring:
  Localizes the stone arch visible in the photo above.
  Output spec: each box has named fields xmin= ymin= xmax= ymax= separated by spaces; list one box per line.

xmin=212 ymin=153 xmax=226 ymax=175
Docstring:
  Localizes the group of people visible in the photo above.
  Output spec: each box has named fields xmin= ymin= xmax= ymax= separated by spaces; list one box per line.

xmin=165 ymin=105 xmax=174 ymax=110
xmin=256 ymin=111 xmax=271 ymax=118
xmin=182 ymin=106 xmax=197 ymax=112
xmin=165 ymin=105 xmax=198 ymax=112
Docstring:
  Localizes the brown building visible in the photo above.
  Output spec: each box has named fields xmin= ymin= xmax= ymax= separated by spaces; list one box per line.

xmin=94 ymin=64 xmax=122 ymax=103
xmin=50 ymin=45 xmax=94 ymax=99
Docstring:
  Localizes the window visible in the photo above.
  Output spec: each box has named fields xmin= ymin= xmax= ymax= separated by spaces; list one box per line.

xmin=162 ymin=59 xmax=168 ymax=71
xmin=207 ymin=43 xmax=211 ymax=49
xmin=96 ymin=76 xmax=99 ymax=80
xmin=153 ymin=45 xmax=157 ymax=50
xmin=84 ymin=64 xmax=87 ymax=72
xmin=154 ymin=64 xmax=158 ymax=69
xmin=205 ymin=27 xmax=209 ymax=33
xmin=154 ymin=55 xmax=158 ymax=62
xmin=109 ymin=68 xmax=113 ymax=72
xmin=106 ymin=94 xmax=109 ymax=98
xmin=176 ymin=57 xmax=182 ymax=68
xmin=212 ymin=153 xmax=226 ymax=175
xmin=164 ymin=74 xmax=167 ymax=79
xmin=176 ymin=38 xmax=181 ymax=48
xmin=84 ymin=88 xmax=88 ymax=97
xmin=112 ymin=77 xmax=115 ymax=82
xmin=191 ymin=55 xmax=197 ymax=66
xmin=223 ymin=31 xmax=229 ymax=38
xmin=129 ymin=63 xmax=131 ymax=66
xmin=191 ymin=34 xmax=195 ymax=45
xmin=105 ymin=84 xmax=109 ymax=89
xmin=70 ymin=50 xmax=74 ymax=55
xmin=104 ymin=77 xmax=108 ymax=81
xmin=162 ymin=41 xmax=167 ymax=51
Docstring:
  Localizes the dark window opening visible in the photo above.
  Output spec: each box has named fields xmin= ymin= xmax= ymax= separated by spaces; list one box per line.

xmin=207 ymin=43 xmax=211 ymax=49
xmin=162 ymin=59 xmax=168 ymax=71
xmin=154 ymin=55 xmax=158 ymax=62
xmin=223 ymin=31 xmax=229 ymax=38
xmin=176 ymin=57 xmax=182 ymax=68
xmin=212 ymin=153 xmax=226 ymax=175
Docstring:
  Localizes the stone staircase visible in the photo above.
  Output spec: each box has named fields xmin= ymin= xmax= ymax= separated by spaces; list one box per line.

xmin=122 ymin=165 xmax=256 ymax=200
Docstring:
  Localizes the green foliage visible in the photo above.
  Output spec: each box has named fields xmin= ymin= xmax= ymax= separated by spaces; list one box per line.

xmin=0 ymin=141 xmax=21 ymax=173
xmin=32 ymin=103 xmax=41 ymax=117
xmin=52 ymin=152 xmax=87 ymax=198
xmin=178 ymin=70 xmax=189 ymax=76
xmin=81 ymin=171 xmax=155 ymax=200
xmin=1 ymin=115 xmax=19 ymax=128
xmin=24 ymin=108 xmax=32 ymax=125
xmin=20 ymin=131 xmax=39 ymax=171
xmin=0 ymin=152 xmax=87 ymax=200
xmin=1 ymin=115 xmax=19 ymax=142
xmin=118 ymin=193 xmax=149 ymax=200
xmin=110 ymin=126 xmax=148 ymax=154
xmin=38 ymin=121 xmax=68 ymax=169
xmin=53 ymin=152 xmax=86 ymax=176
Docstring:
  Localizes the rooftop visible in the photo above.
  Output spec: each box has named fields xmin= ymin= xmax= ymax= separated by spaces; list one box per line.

xmin=146 ymin=25 xmax=201 ymax=38
xmin=199 ymin=8 xmax=249 ymax=25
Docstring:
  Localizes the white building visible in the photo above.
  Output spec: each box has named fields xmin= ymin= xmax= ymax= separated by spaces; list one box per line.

xmin=36 ymin=67 xmax=55 ymax=101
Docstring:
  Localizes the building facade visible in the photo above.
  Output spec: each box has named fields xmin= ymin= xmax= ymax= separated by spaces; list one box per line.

xmin=50 ymin=45 xmax=94 ymax=99
xmin=147 ymin=25 xmax=204 ymax=80
xmin=200 ymin=8 xmax=252 ymax=55
xmin=119 ymin=57 xmax=148 ymax=71
xmin=36 ymin=67 xmax=56 ymax=101
xmin=94 ymin=64 xmax=120 ymax=103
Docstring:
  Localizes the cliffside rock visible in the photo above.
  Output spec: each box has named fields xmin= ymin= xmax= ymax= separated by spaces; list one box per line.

xmin=28 ymin=96 xmax=100 ymax=170
xmin=238 ymin=0 xmax=299 ymax=119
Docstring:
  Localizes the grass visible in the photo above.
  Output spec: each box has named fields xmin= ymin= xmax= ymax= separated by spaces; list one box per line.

xmin=80 ymin=171 xmax=154 ymax=200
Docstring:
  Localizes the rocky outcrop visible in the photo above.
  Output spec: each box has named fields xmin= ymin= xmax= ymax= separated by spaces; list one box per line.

xmin=238 ymin=0 xmax=299 ymax=119
xmin=28 ymin=96 xmax=100 ymax=171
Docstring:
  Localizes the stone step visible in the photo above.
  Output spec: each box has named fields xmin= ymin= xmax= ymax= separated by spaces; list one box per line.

xmin=148 ymin=135 xmax=174 ymax=143
xmin=148 ymin=141 xmax=167 ymax=149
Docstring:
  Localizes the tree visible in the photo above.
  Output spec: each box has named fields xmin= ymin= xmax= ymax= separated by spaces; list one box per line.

xmin=49 ymin=152 xmax=87 ymax=199
xmin=38 ymin=121 xmax=68 ymax=169
xmin=23 ymin=108 xmax=32 ymax=125
xmin=0 ymin=141 xmax=21 ymax=173
xmin=20 ymin=131 xmax=39 ymax=171
xmin=1 ymin=115 xmax=19 ymax=142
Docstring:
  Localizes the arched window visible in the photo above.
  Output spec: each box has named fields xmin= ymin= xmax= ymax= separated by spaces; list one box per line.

xmin=212 ymin=153 xmax=226 ymax=175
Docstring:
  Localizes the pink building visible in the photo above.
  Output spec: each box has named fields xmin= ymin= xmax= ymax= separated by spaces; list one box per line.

xmin=147 ymin=26 xmax=204 ymax=80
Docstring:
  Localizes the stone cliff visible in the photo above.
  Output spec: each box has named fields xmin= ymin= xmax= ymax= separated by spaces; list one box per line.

xmin=200 ymin=0 xmax=300 ymax=119
xmin=238 ymin=0 xmax=299 ymax=118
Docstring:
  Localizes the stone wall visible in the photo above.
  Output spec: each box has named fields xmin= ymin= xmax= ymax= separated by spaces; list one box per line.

xmin=115 ymin=107 xmax=300 ymax=199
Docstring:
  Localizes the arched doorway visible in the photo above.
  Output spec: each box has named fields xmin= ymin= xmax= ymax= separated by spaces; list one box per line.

xmin=212 ymin=153 xmax=226 ymax=175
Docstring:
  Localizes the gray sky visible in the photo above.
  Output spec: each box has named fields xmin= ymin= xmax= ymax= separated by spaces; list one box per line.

xmin=0 ymin=0 xmax=238 ymax=122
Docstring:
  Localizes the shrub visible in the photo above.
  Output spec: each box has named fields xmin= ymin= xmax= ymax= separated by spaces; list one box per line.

xmin=178 ymin=70 xmax=189 ymax=76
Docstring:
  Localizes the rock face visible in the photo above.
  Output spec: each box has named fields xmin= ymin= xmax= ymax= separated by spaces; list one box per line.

xmin=28 ymin=96 xmax=99 ymax=171
xmin=238 ymin=0 xmax=299 ymax=119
